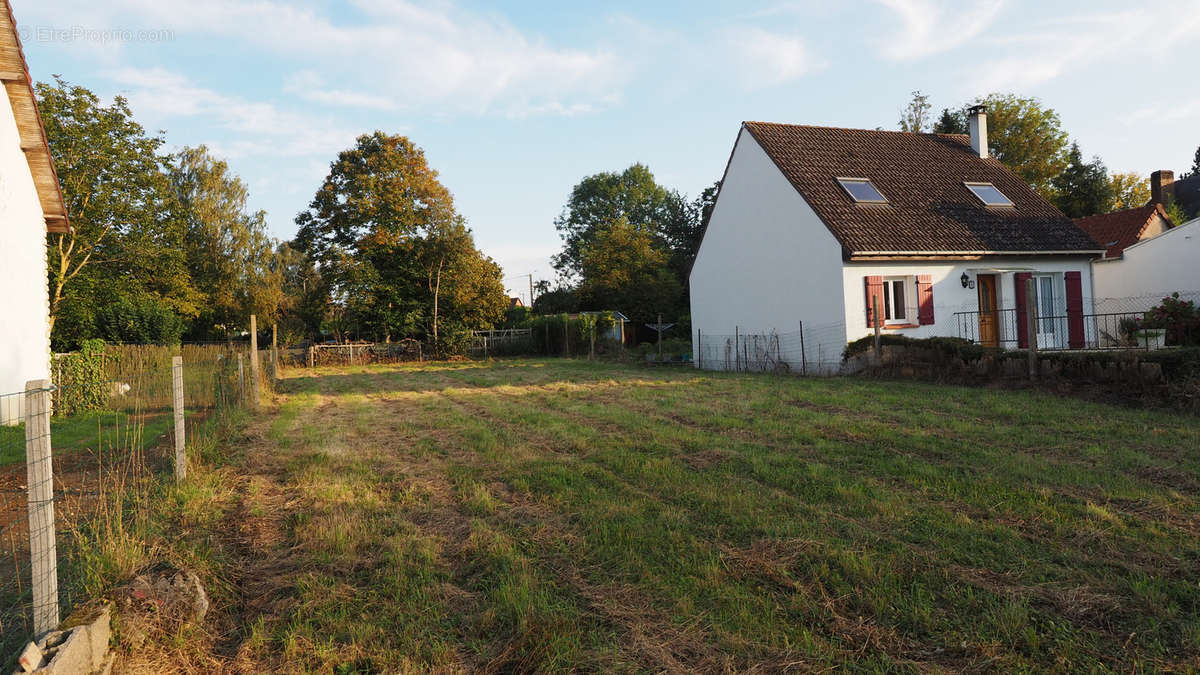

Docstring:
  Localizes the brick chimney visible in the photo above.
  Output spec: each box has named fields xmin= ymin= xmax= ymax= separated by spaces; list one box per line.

xmin=967 ymin=105 xmax=987 ymax=159
xmin=1151 ymin=170 xmax=1174 ymax=206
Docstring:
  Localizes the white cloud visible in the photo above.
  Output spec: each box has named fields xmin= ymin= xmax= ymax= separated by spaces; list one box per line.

xmin=970 ymin=10 xmax=1156 ymax=91
xmin=723 ymin=27 xmax=827 ymax=88
xmin=33 ymin=0 xmax=623 ymax=117
xmin=282 ymin=71 xmax=398 ymax=111
xmin=107 ymin=67 xmax=358 ymax=159
xmin=875 ymin=0 xmax=1004 ymax=61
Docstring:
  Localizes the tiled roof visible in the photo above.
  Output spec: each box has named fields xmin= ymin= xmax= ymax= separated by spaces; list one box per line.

xmin=742 ymin=122 xmax=1101 ymax=256
xmin=1073 ymin=203 xmax=1164 ymax=258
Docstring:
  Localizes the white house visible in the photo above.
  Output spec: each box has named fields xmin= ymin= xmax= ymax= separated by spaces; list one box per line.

xmin=690 ymin=108 xmax=1104 ymax=371
xmin=0 ymin=2 xmax=70 ymax=422
xmin=1075 ymin=187 xmax=1200 ymax=315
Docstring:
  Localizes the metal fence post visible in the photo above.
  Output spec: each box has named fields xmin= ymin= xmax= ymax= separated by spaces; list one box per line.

xmin=172 ymin=356 xmax=186 ymax=481
xmin=799 ymin=320 xmax=807 ymax=375
xmin=735 ymin=326 xmax=740 ymax=372
xmin=24 ymin=379 xmax=58 ymax=637
xmin=237 ymin=353 xmax=245 ymax=401
xmin=249 ymin=314 xmax=260 ymax=407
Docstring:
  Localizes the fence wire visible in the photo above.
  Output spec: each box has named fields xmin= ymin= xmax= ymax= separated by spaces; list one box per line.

xmin=2 ymin=344 xmax=256 ymax=665
xmin=696 ymin=321 xmax=848 ymax=376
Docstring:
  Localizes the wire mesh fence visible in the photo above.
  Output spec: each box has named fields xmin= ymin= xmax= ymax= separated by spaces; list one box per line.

xmin=1 ymin=343 xmax=261 ymax=665
xmin=696 ymin=321 xmax=848 ymax=376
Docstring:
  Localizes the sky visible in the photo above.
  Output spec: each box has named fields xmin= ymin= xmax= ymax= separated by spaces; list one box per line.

xmin=16 ymin=0 xmax=1200 ymax=304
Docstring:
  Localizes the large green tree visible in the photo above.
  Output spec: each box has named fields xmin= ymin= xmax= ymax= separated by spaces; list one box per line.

xmin=37 ymin=76 xmax=197 ymax=349
xmin=169 ymin=145 xmax=283 ymax=339
xmin=1107 ymin=172 xmax=1150 ymax=211
xmin=295 ymin=132 xmax=505 ymax=346
xmin=576 ymin=217 xmax=682 ymax=324
xmin=1051 ymin=143 xmax=1113 ymax=218
xmin=552 ymin=164 xmax=692 ymax=280
xmin=929 ymin=94 xmax=1070 ymax=200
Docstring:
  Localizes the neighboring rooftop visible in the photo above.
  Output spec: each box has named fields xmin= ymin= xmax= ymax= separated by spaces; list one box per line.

xmin=0 ymin=0 xmax=68 ymax=233
xmin=741 ymin=122 xmax=1101 ymax=257
xmin=1073 ymin=203 xmax=1169 ymax=259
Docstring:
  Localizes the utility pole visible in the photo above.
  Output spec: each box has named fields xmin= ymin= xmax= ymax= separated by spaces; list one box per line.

xmin=528 ymin=274 xmax=534 ymax=308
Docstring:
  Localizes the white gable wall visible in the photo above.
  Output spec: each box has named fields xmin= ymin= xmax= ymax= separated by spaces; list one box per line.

xmin=689 ymin=127 xmax=846 ymax=368
xmin=1092 ymin=218 xmax=1200 ymax=314
xmin=0 ymin=84 xmax=51 ymax=423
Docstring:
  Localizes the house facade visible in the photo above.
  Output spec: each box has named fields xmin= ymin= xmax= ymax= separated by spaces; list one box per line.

xmin=690 ymin=109 xmax=1103 ymax=370
xmin=1075 ymin=181 xmax=1200 ymax=315
xmin=0 ymin=1 xmax=70 ymax=422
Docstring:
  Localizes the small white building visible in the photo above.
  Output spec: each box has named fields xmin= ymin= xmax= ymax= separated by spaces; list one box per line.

xmin=1075 ymin=194 xmax=1200 ymax=315
xmin=0 ymin=2 xmax=70 ymax=421
xmin=690 ymin=108 xmax=1104 ymax=371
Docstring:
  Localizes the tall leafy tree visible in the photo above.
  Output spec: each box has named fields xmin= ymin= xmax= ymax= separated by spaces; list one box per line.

xmin=898 ymin=90 xmax=932 ymax=133
xmin=1051 ymin=143 xmax=1113 ymax=218
xmin=973 ymin=94 xmax=1070 ymax=200
xmin=37 ymin=76 xmax=196 ymax=348
xmin=169 ymin=145 xmax=282 ymax=339
xmin=552 ymin=164 xmax=691 ymax=280
xmin=1183 ymin=145 xmax=1200 ymax=179
xmin=295 ymin=132 xmax=505 ymax=346
xmin=1107 ymin=172 xmax=1151 ymax=211
xmin=933 ymin=108 xmax=967 ymax=134
xmin=576 ymin=217 xmax=682 ymax=324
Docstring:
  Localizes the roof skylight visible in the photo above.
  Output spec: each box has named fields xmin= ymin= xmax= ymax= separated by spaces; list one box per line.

xmin=837 ymin=178 xmax=887 ymax=204
xmin=965 ymin=182 xmax=1014 ymax=207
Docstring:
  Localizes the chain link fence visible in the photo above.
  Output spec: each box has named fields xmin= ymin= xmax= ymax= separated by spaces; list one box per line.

xmin=1 ymin=342 xmax=265 ymax=666
xmin=696 ymin=321 xmax=848 ymax=376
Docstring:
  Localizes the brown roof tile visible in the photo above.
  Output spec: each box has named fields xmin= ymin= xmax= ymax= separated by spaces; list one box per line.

xmin=742 ymin=122 xmax=1100 ymax=256
xmin=1073 ymin=203 xmax=1164 ymax=258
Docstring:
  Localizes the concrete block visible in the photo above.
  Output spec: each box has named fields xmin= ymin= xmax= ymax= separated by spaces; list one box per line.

xmin=16 ymin=641 xmax=42 ymax=672
xmin=85 ymin=606 xmax=111 ymax=670
xmin=38 ymin=627 xmax=90 ymax=674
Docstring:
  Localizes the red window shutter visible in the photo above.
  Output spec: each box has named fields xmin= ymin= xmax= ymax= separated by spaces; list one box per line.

xmin=864 ymin=276 xmax=884 ymax=328
xmin=1065 ymin=271 xmax=1084 ymax=349
xmin=916 ymin=275 xmax=934 ymax=325
xmin=1014 ymin=272 xmax=1032 ymax=348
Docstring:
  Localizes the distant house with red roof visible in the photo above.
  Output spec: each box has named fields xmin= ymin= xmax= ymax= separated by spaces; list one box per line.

xmin=1077 ymin=173 xmax=1200 ymax=313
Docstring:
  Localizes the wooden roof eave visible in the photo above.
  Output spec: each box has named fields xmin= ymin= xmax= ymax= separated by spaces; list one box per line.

xmin=0 ymin=1 xmax=71 ymax=234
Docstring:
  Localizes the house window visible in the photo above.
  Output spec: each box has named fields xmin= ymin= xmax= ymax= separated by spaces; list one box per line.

xmin=882 ymin=277 xmax=910 ymax=324
xmin=837 ymin=178 xmax=888 ymax=203
xmin=1034 ymin=274 xmax=1057 ymax=333
xmin=964 ymin=182 xmax=1014 ymax=207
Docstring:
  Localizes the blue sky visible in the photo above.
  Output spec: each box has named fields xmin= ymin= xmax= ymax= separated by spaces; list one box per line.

xmin=18 ymin=0 xmax=1200 ymax=303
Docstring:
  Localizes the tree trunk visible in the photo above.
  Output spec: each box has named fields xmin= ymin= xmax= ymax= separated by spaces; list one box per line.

xmin=432 ymin=257 xmax=443 ymax=348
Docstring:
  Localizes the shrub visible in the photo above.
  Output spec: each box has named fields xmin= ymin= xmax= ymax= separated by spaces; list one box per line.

xmin=1140 ymin=293 xmax=1200 ymax=346
xmin=842 ymin=334 xmax=987 ymax=362
xmin=96 ymin=297 xmax=185 ymax=346
xmin=54 ymin=339 xmax=108 ymax=417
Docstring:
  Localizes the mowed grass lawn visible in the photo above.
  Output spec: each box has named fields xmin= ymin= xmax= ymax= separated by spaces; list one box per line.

xmin=206 ymin=358 xmax=1200 ymax=672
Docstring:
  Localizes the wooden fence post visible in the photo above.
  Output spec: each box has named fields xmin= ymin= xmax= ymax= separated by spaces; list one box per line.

xmin=308 ymin=345 xmax=315 ymax=368
xmin=697 ymin=329 xmax=702 ymax=370
xmin=237 ymin=353 xmax=245 ymax=400
xmin=24 ymin=379 xmax=58 ymax=637
xmin=249 ymin=314 xmax=260 ymax=407
xmin=271 ymin=323 xmax=279 ymax=380
xmin=172 ymin=356 xmax=186 ymax=481
xmin=1025 ymin=277 xmax=1039 ymax=380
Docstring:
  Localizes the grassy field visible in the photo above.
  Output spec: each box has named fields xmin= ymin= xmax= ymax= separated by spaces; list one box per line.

xmin=135 ymin=358 xmax=1200 ymax=672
